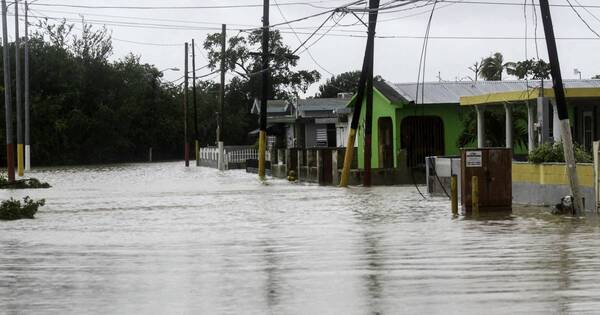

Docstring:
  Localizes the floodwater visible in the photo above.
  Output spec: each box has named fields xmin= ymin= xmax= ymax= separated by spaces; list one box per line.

xmin=1 ymin=162 xmax=600 ymax=315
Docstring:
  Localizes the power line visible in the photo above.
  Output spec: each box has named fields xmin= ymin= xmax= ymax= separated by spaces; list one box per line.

xmin=30 ymin=1 xmax=362 ymax=10
xmin=564 ymin=0 xmax=600 ymax=38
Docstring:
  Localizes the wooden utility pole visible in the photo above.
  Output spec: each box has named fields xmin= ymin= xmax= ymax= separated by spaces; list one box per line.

xmin=258 ymin=0 xmax=270 ymax=179
xmin=339 ymin=0 xmax=380 ymax=187
xmin=184 ymin=42 xmax=190 ymax=167
xmin=14 ymin=0 xmax=23 ymax=177
xmin=363 ymin=0 xmax=379 ymax=187
xmin=1 ymin=0 xmax=14 ymax=182
xmin=539 ymin=0 xmax=584 ymax=214
xmin=192 ymin=39 xmax=199 ymax=166
xmin=24 ymin=0 xmax=30 ymax=171
xmin=218 ymin=24 xmax=226 ymax=171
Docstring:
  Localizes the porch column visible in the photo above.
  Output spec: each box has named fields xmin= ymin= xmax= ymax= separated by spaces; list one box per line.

xmin=504 ymin=104 xmax=513 ymax=149
xmin=527 ymin=101 xmax=536 ymax=153
xmin=552 ymin=100 xmax=562 ymax=142
xmin=476 ymin=105 xmax=485 ymax=148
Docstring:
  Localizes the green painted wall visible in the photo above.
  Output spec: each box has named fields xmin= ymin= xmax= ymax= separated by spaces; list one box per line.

xmin=356 ymin=89 xmax=402 ymax=168
xmin=354 ymin=89 xmax=545 ymax=170
xmin=355 ymin=89 xmax=465 ymax=169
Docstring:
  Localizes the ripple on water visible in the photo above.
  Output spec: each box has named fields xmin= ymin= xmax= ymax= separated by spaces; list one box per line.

xmin=1 ymin=162 xmax=600 ymax=314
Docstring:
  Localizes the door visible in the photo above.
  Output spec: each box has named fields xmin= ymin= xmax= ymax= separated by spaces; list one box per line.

xmin=401 ymin=116 xmax=445 ymax=168
xmin=378 ymin=117 xmax=394 ymax=168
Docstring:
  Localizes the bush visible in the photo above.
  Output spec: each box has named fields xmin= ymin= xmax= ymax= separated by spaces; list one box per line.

xmin=0 ymin=197 xmax=45 ymax=220
xmin=528 ymin=142 xmax=592 ymax=164
xmin=0 ymin=176 xmax=51 ymax=189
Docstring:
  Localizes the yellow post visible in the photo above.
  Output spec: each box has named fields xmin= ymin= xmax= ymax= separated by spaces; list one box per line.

xmin=258 ymin=130 xmax=267 ymax=179
xmin=17 ymin=143 xmax=23 ymax=176
xmin=195 ymin=140 xmax=200 ymax=166
xmin=451 ymin=175 xmax=458 ymax=215
xmin=339 ymin=128 xmax=357 ymax=187
xmin=472 ymin=176 xmax=479 ymax=216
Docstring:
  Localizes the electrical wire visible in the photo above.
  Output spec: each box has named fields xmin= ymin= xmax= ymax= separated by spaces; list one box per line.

xmin=564 ymin=0 xmax=600 ymax=38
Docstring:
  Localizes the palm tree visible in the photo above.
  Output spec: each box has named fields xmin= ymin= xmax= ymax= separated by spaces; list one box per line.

xmin=479 ymin=52 xmax=515 ymax=81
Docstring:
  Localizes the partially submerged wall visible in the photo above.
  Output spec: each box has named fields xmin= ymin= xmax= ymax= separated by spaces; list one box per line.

xmin=512 ymin=162 xmax=596 ymax=211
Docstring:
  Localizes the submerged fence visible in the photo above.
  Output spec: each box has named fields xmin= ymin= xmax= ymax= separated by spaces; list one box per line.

xmin=198 ymin=146 xmax=258 ymax=169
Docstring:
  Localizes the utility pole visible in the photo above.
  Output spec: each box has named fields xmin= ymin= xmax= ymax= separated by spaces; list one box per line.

xmin=184 ymin=42 xmax=189 ymax=167
xmin=258 ymin=0 xmax=269 ymax=179
xmin=192 ymin=39 xmax=199 ymax=166
xmin=14 ymin=0 xmax=23 ymax=177
xmin=363 ymin=0 xmax=379 ymax=187
xmin=218 ymin=24 xmax=227 ymax=171
xmin=340 ymin=0 xmax=380 ymax=187
xmin=24 ymin=0 xmax=30 ymax=171
xmin=539 ymin=0 xmax=584 ymax=214
xmin=1 ymin=0 xmax=14 ymax=182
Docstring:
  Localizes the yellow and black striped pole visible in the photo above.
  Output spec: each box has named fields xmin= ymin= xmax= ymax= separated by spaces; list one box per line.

xmin=258 ymin=0 xmax=270 ymax=180
xmin=339 ymin=0 xmax=380 ymax=187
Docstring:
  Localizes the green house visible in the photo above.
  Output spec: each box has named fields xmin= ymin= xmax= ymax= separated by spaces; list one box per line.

xmin=349 ymin=80 xmax=560 ymax=169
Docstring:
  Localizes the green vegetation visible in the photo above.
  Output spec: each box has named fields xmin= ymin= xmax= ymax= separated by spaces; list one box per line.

xmin=0 ymin=196 xmax=45 ymax=220
xmin=0 ymin=176 xmax=51 ymax=189
xmin=528 ymin=142 xmax=593 ymax=164
xmin=472 ymin=52 xmax=550 ymax=81
xmin=0 ymin=19 xmax=320 ymax=166
xmin=457 ymin=106 xmax=529 ymax=149
xmin=315 ymin=71 xmax=382 ymax=98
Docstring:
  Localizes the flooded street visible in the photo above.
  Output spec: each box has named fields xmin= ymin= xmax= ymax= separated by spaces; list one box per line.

xmin=1 ymin=162 xmax=600 ymax=314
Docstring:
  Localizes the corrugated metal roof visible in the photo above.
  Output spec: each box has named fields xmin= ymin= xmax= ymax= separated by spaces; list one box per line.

xmin=298 ymin=98 xmax=349 ymax=111
xmin=385 ymin=79 xmax=600 ymax=104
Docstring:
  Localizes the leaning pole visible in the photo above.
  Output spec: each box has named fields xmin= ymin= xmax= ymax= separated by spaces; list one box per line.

xmin=1 ymin=0 xmax=15 ymax=182
xmin=539 ymin=0 xmax=584 ymax=214
xmin=339 ymin=0 xmax=380 ymax=187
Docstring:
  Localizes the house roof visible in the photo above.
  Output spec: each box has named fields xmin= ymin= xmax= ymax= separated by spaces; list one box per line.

xmin=377 ymin=79 xmax=600 ymax=105
xmin=251 ymin=99 xmax=291 ymax=115
xmin=298 ymin=98 xmax=349 ymax=112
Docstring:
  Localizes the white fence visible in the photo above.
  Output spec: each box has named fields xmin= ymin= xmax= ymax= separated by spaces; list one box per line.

xmin=199 ymin=146 xmax=260 ymax=168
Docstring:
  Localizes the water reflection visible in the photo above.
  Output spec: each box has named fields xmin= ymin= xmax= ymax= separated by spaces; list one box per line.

xmin=1 ymin=163 xmax=600 ymax=314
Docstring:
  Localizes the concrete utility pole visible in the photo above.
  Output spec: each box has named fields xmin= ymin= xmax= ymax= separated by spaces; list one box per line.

xmin=1 ymin=0 xmax=14 ymax=182
xmin=14 ymin=0 xmax=23 ymax=177
xmin=339 ymin=0 xmax=380 ymax=187
xmin=184 ymin=42 xmax=190 ymax=167
xmin=218 ymin=24 xmax=226 ymax=171
xmin=258 ymin=0 xmax=269 ymax=179
xmin=539 ymin=0 xmax=584 ymax=214
xmin=192 ymin=39 xmax=199 ymax=166
xmin=24 ymin=0 xmax=30 ymax=171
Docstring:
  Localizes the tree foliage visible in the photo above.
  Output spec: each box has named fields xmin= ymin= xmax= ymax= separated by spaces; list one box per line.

xmin=506 ymin=59 xmax=551 ymax=80
xmin=315 ymin=70 xmax=383 ymax=98
xmin=203 ymin=29 xmax=321 ymax=100
xmin=479 ymin=52 xmax=513 ymax=81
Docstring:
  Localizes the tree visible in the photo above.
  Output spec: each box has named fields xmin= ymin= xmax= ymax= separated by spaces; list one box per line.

xmin=467 ymin=61 xmax=483 ymax=81
xmin=479 ymin=52 xmax=514 ymax=81
xmin=506 ymin=59 xmax=551 ymax=80
xmin=315 ymin=71 xmax=383 ymax=98
xmin=592 ymin=75 xmax=600 ymax=79
xmin=203 ymin=29 xmax=321 ymax=100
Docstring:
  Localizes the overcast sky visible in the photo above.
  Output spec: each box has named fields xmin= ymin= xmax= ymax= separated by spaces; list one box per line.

xmin=6 ymin=0 xmax=600 ymax=96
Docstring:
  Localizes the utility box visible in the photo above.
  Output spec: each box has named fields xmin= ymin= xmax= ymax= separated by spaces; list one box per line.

xmin=461 ymin=148 xmax=512 ymax=212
